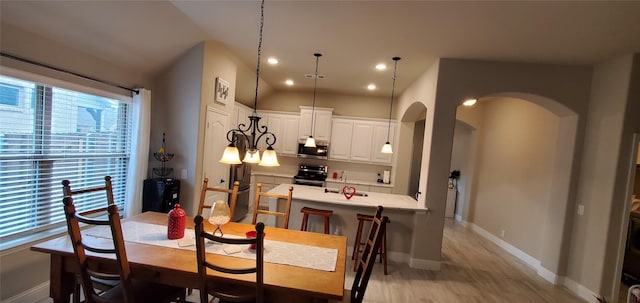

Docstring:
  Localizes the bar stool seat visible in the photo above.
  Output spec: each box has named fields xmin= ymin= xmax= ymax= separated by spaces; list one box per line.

xmin=352 ymin=213 xmax=390 ymax=275
xmin=300 ymin=207 xmax=333 ymax=234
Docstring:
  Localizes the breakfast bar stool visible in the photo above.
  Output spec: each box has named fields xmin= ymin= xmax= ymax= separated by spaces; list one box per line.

xmin=300 ymin=207 xmax=333 ymax=234
xmin=352 ymin=213 xmax=390 ymax=274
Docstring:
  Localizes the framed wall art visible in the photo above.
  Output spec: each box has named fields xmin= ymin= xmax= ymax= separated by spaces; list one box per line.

xmin=215 ymin=77 xmax=230 ymax=104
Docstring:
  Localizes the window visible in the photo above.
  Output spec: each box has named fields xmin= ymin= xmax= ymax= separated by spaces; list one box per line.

xmin=0 ymin=83 xmax=20 ymax=106
xmin=0 ymin=74 xmax=132 ymax=240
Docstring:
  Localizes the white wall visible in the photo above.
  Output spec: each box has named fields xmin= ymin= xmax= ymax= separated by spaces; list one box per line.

xmin=466 ymin=98 xmax=560 ymax=259
xmin=395 ymin=57 xmax=592 ymax=280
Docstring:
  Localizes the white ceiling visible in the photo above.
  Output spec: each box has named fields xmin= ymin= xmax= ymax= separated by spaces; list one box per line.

xmin=2 ymin=1 xmax=640 ymax=98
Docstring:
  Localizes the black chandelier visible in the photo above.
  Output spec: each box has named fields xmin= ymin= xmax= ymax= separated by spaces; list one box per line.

xmin=381 ymin=57 xmax=401 ymax=154
xmin=219 ymin=0 xmax=279 ymax=166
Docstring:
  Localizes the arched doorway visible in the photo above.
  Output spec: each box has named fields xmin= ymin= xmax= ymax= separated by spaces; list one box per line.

xmin=394 ymin=102 xmax=427 ymax=197
xmin=454 ymin=93 xmax=578 ymax=283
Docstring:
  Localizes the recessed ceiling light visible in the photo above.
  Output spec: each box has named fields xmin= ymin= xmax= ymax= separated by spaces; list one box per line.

xmin=463 ymin=98 xmax=478 ymax=106
xmin=375 ymin=63 xmax=387 ymax=71
xmin=285 ymin=79 xmax=294 ymax=86
xmin=267 ymin=57 xmax=278 ymax=65
xmin=367 ymin=84 xmax=376 ymax=90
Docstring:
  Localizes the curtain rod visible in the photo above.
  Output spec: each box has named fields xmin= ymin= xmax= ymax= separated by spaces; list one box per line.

xmin=0 ymin=52 xmax=139 ymax=95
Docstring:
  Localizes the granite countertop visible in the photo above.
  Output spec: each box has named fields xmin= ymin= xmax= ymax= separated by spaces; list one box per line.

xmin=268 ymin=183 xmax=427 ymax=211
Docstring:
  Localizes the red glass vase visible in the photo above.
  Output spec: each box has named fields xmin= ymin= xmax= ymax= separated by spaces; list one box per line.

xmin=167 ymin=204 xmax=186 ymax=239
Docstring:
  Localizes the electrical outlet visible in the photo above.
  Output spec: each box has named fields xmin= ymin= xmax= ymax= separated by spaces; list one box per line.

xmin=577 ymin=204 xmax=585 ymax=216
xmin=181 ymin=169 xmax=187 ymax=179
xmin=501 ymin=230 xmax=505 ymax=238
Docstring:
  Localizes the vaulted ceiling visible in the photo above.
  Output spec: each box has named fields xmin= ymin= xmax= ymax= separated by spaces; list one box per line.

xmin=2 ymin=1 xmax=640 ymax=100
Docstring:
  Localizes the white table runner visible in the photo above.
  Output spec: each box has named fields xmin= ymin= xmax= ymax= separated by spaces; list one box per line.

xmin=86 ymin=221 xmax=338 ymax=272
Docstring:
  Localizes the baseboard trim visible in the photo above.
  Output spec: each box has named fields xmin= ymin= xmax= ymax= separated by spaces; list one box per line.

xmin=469 ymin=222 xmax=565 ymax=285
xmin=465 ymin=220 xmax=600 ymax=301
xmin=409 ymin=257 xmax=441 ymax=270
xmin=3 ymin=281 xmax=50 ymax=303
xmin=564 ymin=277 xmax=600 ymax=303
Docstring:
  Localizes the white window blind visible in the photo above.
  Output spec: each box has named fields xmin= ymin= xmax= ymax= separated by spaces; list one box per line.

xmin=0 ymin=74 xmax=132 ymax=240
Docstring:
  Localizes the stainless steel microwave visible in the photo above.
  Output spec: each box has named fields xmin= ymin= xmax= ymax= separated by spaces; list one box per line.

xmin=297 ymin=140 xmax=329 ymax=159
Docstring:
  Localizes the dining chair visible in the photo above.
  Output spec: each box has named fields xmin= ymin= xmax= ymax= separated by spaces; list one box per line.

xmin=331 ymin=205 xmax=389 ymax=303
xmin=62 ymin=196 xmax=186 ymax=303
xmin=252 ymin=183 xmax=293 ymax=229
xmin=192 ymin=179 xmax=240 ymax=296
xmin=194 ymin=215 xmax=264 ymax=303
xmin=62 ymin=176 xmax=115 ymax=216
xmin=198 ymin=178 xmax=240 ymax=218
xmin=62 ymin=176 xmax=120 ymax=303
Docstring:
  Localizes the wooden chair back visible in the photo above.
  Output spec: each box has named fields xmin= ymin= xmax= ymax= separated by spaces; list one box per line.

xmin=63 ymin=196 xmax=185 ymax=303
xmin=351 ymin=205 xmax=389 ymax=303
xmin=62 ymin=196 xmax=131 ymax=303
xmin=194 ymin=215 xmax=264 ymax=303
xmin=252 ymin=183 xmax=293 ymax=229
xmin=62 ymin=176 xmax=115 ymax=216
xmin=62 ymin=176 xmax=119 ymax=303
xmin=197 ymin=178 xmax=240 ymax=217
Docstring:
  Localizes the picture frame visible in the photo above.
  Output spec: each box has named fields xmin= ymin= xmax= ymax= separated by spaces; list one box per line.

xmin=215 ymin=77 xmax=230 ymax=104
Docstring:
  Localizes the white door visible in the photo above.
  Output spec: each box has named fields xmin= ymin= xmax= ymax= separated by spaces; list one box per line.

xmin=202 ymin=107 xmax=230 ymax=216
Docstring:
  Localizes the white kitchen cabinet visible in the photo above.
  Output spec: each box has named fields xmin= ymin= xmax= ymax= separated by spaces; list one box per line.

xmin=329 ymin=118 xmax=353 ymax=160
xmin=263 ymin=113 xmax=299 ymax=155
xmin=280 ymin=115 xmax=300 ymax=155
xmin=298 ymin=106 xmax=333 ymax=142
xmin=350 ymin=121 xmax=374 ymax=162
xmin=328 ymin=117 xmax=396 ymax=165
xmin=254 ymin=111 xmax=299 ymax=156
xmin=371 ymin=121 xmax=395 ymax=164
xmin=233 ymin=102 xmax=252 ymax=131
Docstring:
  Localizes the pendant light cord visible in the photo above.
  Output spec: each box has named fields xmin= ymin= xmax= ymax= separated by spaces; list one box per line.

xmin=310 ymin=53 xmax=322 ymax=137
xmin=387 ymin=57 xmax=401 ymax=142
xmin=252 ymin=0 xmax=265 ymax=116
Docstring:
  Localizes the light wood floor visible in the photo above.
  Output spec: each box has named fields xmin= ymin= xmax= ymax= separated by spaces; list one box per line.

xmin=337 ymin=218 xmax=586 ymax=303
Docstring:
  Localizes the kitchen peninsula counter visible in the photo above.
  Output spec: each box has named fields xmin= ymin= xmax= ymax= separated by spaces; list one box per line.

xmin=263 ymin=184 xmax=429 ymax=266
xmin=267 ymin=183 xmax=426 ymax=212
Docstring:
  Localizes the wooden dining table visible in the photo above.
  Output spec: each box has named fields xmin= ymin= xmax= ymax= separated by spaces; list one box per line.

xmin=30 ymin=211 xmax=347 ymax=303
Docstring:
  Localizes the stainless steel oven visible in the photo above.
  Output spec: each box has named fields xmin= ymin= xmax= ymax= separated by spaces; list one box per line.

xmin=293 ymin=164 xmax=328 ymax=187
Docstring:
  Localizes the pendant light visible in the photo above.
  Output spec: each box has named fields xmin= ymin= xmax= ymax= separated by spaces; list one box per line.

xmin=304 ymin=53 xmax=322 ymax=148
xmin=381 ymin=57 xmax=401 ymax=154
xmin=219 ymin=0 xmax=279 ymax=167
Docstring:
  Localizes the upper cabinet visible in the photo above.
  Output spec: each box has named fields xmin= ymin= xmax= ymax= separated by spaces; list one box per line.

xmin=231 ymin=102 xmax=252 ymax=131
xmin=371 ymin=121 xmax=395 ymax=164
xmin=232 ymin=103 xmax=299 ymax=156
xmin=329 ymin=117 xmax=396 ymax=165
xmin=298 ymin=106 xmax=333 ymax=142
xmin=329 ymin=118 xmax=353 ymax=160
xmin=265 ymin=112 xmax=299 ymax=156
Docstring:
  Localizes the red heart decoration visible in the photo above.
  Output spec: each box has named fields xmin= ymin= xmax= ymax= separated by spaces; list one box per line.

xmin=342 ymin=186 xmax=356 ymax=200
